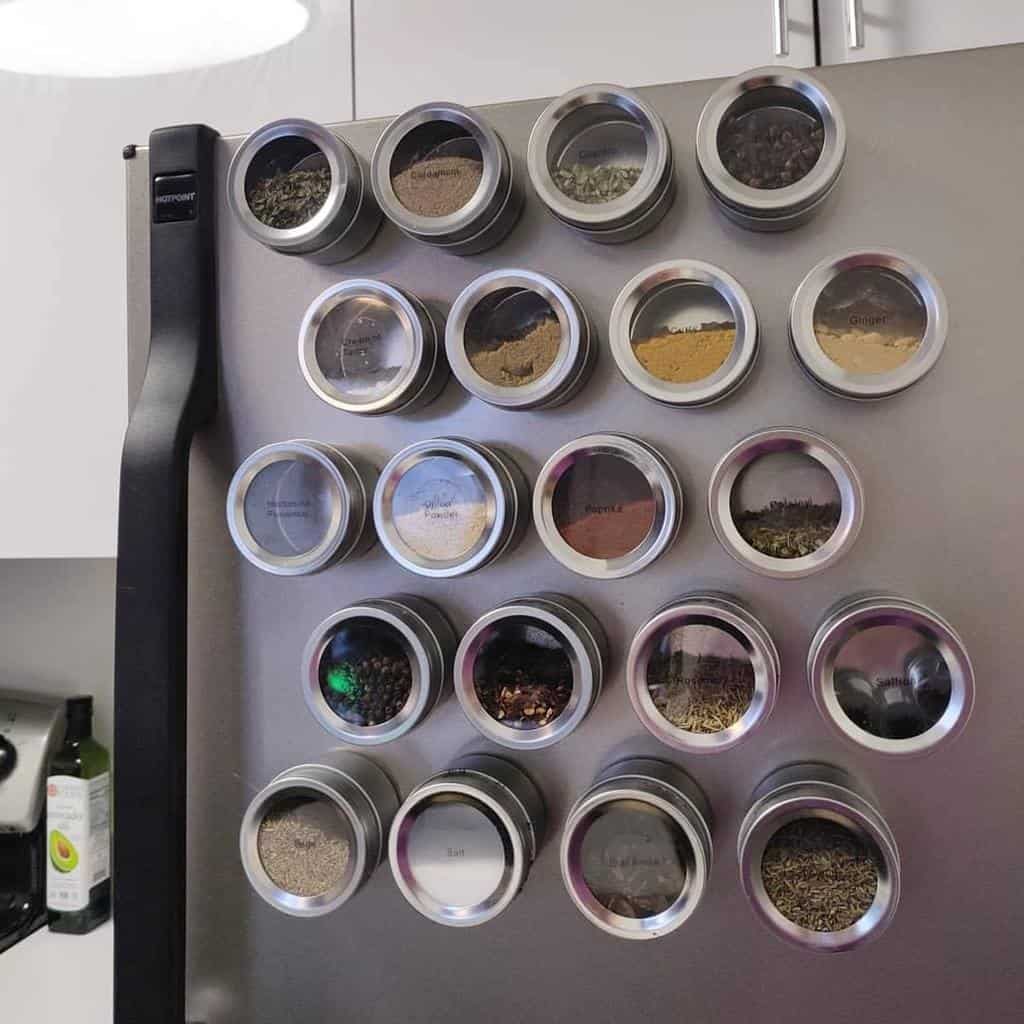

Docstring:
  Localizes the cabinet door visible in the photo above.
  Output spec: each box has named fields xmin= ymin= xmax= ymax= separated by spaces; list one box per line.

xmin=0 ymin=5 xmax=353 ymax=558
xmin=819 ymin=0 xmax=1024 ymax=64
xmin=353 ymin=0 xmax=816 ymax=118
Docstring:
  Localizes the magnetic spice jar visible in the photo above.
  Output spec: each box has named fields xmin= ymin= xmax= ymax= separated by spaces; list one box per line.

xmin=371 ymin=102 xmax=522 ymax=254
xmin=446 ymin=269 xmax=595 ymax=410
xmin=737 ymin=763 xmax=900 ymax=952
xmin=808 ymin=593 xmax=974 ymax=756
xmin=226 ymin=440 xmax=377 ymax=576
xmin=227 ymin=118 xmax=381 ymax=262
xmin=374 ymin=438 xmax=528 ymax=577
xmin=790 ymin=250 xmax=949 ymax=399
xmin=627 ymin=594 xmax=779 ymax=753
xmin=454 ymin=594 xmax=607 ymax=750
xmin=239 ymin=753 xmax=398 ymax=917
xmin=302 ymin=597 xmax=456 ymax=745
xmin=696 ymin=67 xmax=846 ymax=231
xmin=561 ymin=759 xmax=712 ymax=940
xmin=534 ymin=434 xmax=681 ymax=578
xmin=527 ymin=84 xmax=674 ymax=243
xmin=298 ymin=279 xmax=448 ymax=415
xmin=609 ymin=260 xmax=759 ymax=407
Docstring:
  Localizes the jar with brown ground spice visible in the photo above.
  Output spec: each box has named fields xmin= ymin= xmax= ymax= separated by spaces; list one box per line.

xmin=534 ymin=434 xmax=681 ymax=578
xmin=610 ymin=260 xmax=758 ymax=407
xmin=455 ymin=594 xmax=607 ymax=750
xmin=371 ymin=102 xmax=522 ymax=255
xmin=738 ymin=763 xmax=900 ymax=952
xmin=627 ymin=594 xmax=779 ymax=753
xmin=446 ymin=269 xmax=595 ymax=409
xmin=790 ymin=250 xmax=949 ymax=400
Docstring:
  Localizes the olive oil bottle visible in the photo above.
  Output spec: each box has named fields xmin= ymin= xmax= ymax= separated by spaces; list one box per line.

xmin=46 ymin=697 xmax=111 ymax=933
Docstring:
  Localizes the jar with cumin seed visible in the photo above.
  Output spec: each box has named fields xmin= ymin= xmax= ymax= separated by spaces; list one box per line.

xmin=371 ymin=102 xmax=521 ymax=255
xmin=239 ymin=753 xmax=398 ymax=917
xmin=227 ymin=118 xmax=381 ymax=263
xmin=446 ymin=269 xmax=595 ymax=410
xmin=737 ymin=763 xmax=900 ymax=952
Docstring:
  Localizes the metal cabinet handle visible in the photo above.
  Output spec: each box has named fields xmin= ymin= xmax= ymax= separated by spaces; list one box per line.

xmin=773 ymin=0 xmax=790 ymax=57
xmin=846 ymin=0 xmax=865 ymax=49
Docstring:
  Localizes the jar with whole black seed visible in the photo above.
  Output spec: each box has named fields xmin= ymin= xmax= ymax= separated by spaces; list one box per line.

xmin=454 ymin=594 xmax=607 ymax=750
xmin=302 ymin=597 xmax=455 ymax=746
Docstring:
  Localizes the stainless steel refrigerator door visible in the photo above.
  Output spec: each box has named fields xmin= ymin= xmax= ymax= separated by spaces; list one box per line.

xmin=126 ymin=44 xmax=1024 ymax=1024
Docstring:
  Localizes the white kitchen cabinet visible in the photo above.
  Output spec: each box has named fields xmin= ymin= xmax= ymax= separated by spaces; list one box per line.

xmin=819 ymin=0 xmax=1024 ymax=64
xmin=0 ymin=4 xmax=353 ymax=558
xmin=353 ymin=0 xmax=817 ymax=118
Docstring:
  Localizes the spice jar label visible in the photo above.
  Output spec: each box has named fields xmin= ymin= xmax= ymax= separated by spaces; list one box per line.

xmin=392 ymin=154 xmax=483 ymax=217
xmin=244 ymin=459 xmax=334 ymax=556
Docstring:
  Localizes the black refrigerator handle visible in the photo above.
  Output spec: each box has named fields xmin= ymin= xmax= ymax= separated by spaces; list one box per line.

xmin=114 ymin=124 xmax=218 ymax=1024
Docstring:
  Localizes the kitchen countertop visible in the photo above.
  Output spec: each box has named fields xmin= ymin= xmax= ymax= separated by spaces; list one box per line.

xmin=1 ymin=921 xmax=112 ymax=1023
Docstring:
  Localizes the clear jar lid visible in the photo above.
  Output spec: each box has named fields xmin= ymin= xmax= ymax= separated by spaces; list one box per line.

xmin=708 ymin=427 xmax=863 ymax=579
xmin=535 ymin=434 xmax=681 ymax=579
xmin=226 ymin=440 xmax=375 ymax=576
xmin=446 ymin=269 xmax=594 ymax=410
xmin=790 ymin=250 xmax=949 ymax=399
xmin=808 ymin=594 xmax=974 ymax=756
xmin=609 ymin=260 xmax=758 ymax=406
xmin=299 ymin=279 xmax=445 ymax=415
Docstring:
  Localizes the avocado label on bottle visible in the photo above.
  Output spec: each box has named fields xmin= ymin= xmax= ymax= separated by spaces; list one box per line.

xmin=46 ymin=773 xmax=110 ymax=912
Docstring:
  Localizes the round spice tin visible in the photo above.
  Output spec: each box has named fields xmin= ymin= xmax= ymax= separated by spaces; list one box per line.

xmin=226 ymin=439 xmax=376 ymax=576
xmin=298 ymin=279 xmax=448 ymax=415
xmin=373 ymin=437 xmax=528 ymax=578
xmin=609 ymin=259 xmax=758 ymax=407
xmin=389 ymin=754 xmax=545 ymax=927
xmin=527 ymin=84 xmax=674 ymax=243
xmin=737 ymin=763 xmax=900 ymax=952
xmin=454 ymin=594 xmax=607 ymax=750
xmin=302 ymin=596 xmax=456 ymax=746
xmin=561 ymin=758 xmax=712 ymax=940
xmin=695 ymin=67 xmax=846 ymax=232
xmin=626 ymin=593 xmax=779 ymax=753
xmin=707 ymin=426 xmax=863 ymax=579
xmin=789 ymin=250 xmax=949 ymax=400
xmin=534 ymin=433 xmax=681 ymax=579
xmin=227 ymin=118 xmax=381 ymax=263
xmin=370 ymin=102 xmax=522 ymax=255
xmin=239 ymin=753 xmax=398 ymax=917
xmin=807 ymin=593 xmax=974 ymax=757
xmin=445 ymin=269 xmax=595 ymax=410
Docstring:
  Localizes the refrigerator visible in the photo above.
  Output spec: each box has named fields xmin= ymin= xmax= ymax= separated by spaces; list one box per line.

xmin=116 ymin=44 xmax=1024 ymax=1024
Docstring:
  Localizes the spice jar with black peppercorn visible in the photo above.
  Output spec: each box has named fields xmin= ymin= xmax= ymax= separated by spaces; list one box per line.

xmin=455 ymin=595 xmax=607 ymax=750
xmin=302 ymin=598 xmax=455 ymax=745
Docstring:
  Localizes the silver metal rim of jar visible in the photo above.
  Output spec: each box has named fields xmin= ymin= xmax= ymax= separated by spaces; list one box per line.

xmin=608 ymin=259 xmax=759 ymax=407
xmin=453 ymin=595 xmax=605 ymax=751
xmin=807 ymin=593 xmax=975 ymax=756
xmin=707 ymin=426 xmax=864 ymax=580
xmin=789 ymin=250 xmax=949 ymax=400
xmin=527 ymin=83 xmax=673 ymax=232
xmin=373 ymin=437 xmax=522 ymax=578
xmin=388 ymin=759 xmax=540 ymax=927
xmin=301 ymin=599 xmax=449 ymax=746
xmin=626 ymin=594 xmax=780 ymax=753
xmin=370 ymin=101 xmax=510 ymax=243
xmin=227 ymin=118 xmax=364 ymax=255
xmin=239 ymin=761 xmax=390 ymax=918
xmin=298 ymin=279 xmax=441 ymax=415
xmin=737 ymin=763 xmax=901 ymax=953
xmin=445 ymin=269 xmax=592 ymax=410
xmin=695 ymin=66 xmax=847 ymax=223
xmin=226 ymin=439 xmax=369 ymax=576
xmin=560 ymin=758 xmax=713 ymax=940
xmin=533 ymin=433 xmax=682 ymax=579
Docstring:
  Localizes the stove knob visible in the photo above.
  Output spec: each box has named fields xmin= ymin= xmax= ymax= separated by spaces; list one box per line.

xmin=0 ymin=735 xmax=16 ymax=782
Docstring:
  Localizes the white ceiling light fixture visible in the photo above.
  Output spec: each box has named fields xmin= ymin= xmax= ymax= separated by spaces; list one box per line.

xmin=0 ymin=0 xmax=311 ymax=77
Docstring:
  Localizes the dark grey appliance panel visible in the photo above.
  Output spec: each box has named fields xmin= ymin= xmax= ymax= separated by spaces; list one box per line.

xmin=125 ymin=45 xmax=1024 ymax=1024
